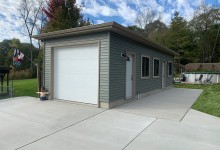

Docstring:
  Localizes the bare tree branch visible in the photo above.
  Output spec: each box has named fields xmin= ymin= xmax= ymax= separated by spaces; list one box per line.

xmin=135 ymin=8 xmax=158 ymax=29
xmin=19 ymin=0 xmax=44 ymax=69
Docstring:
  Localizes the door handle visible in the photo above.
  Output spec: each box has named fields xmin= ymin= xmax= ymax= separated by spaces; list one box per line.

xmin=131 ymin=75 xmax=133 ymax=80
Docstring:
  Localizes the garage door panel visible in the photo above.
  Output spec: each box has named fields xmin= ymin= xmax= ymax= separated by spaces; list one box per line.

xmin=57 ymin=46 xmax=98 ymax=59
xmin=54 ymin=44 xmax=99 ymax=105
xmin=57 ymin=75 xmax=98 ymax=89
xmin=56 ymin=88 xmax=98 ymax=104
xmin=57 ymin=60 xmax=98 ymax=74
xmin=56 ymin=72 xmax=98 ymax=80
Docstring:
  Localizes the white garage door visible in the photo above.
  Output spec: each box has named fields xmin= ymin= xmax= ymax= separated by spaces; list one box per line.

xmin=54 ymin=44 xmax=99 ymax=104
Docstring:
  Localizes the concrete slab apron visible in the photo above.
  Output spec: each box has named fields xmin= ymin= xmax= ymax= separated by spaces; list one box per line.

xmin=114 ymin=88 xmax=203 ymax=121
xmin=0 ymin=97 xmax=104 ymax=150
xmin=18 ymin=110 xmax=156 ymax=150
xmin=124 ymin=109 xmax=220 ymax=150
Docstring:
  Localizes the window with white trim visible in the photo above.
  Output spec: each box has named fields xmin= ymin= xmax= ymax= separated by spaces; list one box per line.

xmin=168 ymin=61 xmax=172 ymax=76
xmin=153 ymin=58 xmax=159 ymax=77
xmin=141 ymin=56 xmax=150 ymax=78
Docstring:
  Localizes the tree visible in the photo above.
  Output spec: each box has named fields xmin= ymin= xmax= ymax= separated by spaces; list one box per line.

xmin=131 ymin=8 xmax=170 ymax=41
xmin=0 ymin=39 xmax=38 ymax=70
xmin=127 ymin=25 xmax=146 ymax=36
xmin=156 ymin=12 xmax=196 ymax=65
xmin=43 ymin=0 xmax=91 ymax=32
xmin=136 ymin=8 xmax=158 ymax=29
xmin=19 ymin=0 xmax=44 ymax=69
xmin=145 ymin=20 xmax=168 ymax=42
xmin=190 ymin=5 xmax=220 ymax=63
xmin=129 ymin=6 xmax=220 ymax=65
xmin=0 ymin=40 xmax=12 ymax=66
xmin=165 ymin=12 xmax=189 ymax=51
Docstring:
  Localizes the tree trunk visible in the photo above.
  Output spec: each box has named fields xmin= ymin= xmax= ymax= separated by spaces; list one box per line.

xmin=29 ymin=37 xmax=33 ymax=70
xmin=210 ymin=25 xmax=220 ymax=63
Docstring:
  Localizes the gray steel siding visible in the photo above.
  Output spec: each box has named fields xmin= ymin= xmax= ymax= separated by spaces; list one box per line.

xmin=109 ymin=32 xmax=173 ymax=101
xmin=44 ymin=32 xmax=110 ymax=102
xmin=44 ymin=43 xmax=50 ymax=89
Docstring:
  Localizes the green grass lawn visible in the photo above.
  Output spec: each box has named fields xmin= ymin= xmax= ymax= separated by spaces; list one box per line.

xmin=174 ymin=84 xmax=220 ymax=117
xmin=11 ymin=78 xmax=38 ymax=97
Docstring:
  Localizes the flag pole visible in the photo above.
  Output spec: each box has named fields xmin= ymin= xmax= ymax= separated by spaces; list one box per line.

xmin=26 ymin=56 xmax=40 ymax=95
xmin=26 ymin=55 xmax=40 ymax=96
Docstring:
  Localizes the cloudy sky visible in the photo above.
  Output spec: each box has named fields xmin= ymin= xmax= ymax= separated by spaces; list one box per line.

xmin=0 ymin=0 xmax=220 ymax=44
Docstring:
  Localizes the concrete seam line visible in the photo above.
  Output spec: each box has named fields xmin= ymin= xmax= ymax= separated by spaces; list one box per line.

xmin=122 ymin=118 xmax=158 ymax=150
xmin=111 ymin=110 xmax=176 ymax=121
xmin=112 ymin=109 xmax=155 ymax=117
xmin=15 ymin=109 xmax=107 ymax=150
xmin=180 ymin=108 xmax=191 ymax=122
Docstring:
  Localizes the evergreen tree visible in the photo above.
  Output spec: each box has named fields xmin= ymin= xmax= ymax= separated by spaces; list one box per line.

xmin=162 ymin=11 xmax=195 ymax=65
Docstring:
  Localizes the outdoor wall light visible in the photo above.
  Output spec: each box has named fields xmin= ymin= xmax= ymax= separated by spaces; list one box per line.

xmin=121 ymin=53 xmax=126 ymax=57
xmin=121 ymin=53 xmax=130 ymax=61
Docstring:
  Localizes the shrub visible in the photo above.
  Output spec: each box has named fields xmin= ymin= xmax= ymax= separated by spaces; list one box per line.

xmin=9 ymin=69 xmax=32 ymax=80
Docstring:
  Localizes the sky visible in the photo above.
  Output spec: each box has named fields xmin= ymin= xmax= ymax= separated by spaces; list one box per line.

xmin=0 ymin=0 xmax=220 ymax=44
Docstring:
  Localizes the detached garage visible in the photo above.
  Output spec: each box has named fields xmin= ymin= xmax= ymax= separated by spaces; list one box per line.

xmin=33 ymin=22 xmax=178 ymax=109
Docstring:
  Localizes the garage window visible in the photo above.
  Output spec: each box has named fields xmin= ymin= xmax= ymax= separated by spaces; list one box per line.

xmin=168 ymin=61 xmax=172 ymax=77
xmin=153 ymin=58 xmax=160 ymax=77
xmin=141 ymin=55 xmax=150 ymax=78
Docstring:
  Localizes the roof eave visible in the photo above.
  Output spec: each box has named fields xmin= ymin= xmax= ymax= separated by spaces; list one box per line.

xmin=32 ymin=22 xmax=114 ymax=40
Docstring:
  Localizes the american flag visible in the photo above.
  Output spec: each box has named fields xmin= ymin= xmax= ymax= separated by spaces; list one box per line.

xmin=13 ymin=48 xmax=24 ymax=67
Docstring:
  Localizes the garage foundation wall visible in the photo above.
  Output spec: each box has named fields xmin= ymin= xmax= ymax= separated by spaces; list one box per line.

xmin=100 ymin=88 xmax=171 ymax=109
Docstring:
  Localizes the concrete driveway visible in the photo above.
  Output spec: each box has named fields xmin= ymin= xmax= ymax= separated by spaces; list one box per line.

xmin=0 ymin=88 xmax=220 ymax=150
xmin=114 ymin=88 xmax=203 ymax=121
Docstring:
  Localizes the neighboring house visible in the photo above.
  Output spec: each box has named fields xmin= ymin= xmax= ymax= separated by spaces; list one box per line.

xmin=185 ymin=63 xmax=220 ymax=72
xmin=33 ymin=22 xmax=178 ymax=109
xmin=183 ymin=63 xmax=220 ymax=84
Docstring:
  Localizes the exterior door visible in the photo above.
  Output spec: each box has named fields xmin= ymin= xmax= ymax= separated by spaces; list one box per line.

xmin=162 ymin=61 xmax=167 ymax=89
xmin=126 ymin=54 xmax=133 ymax=99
